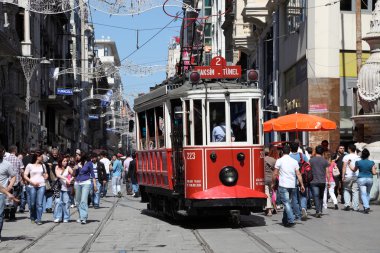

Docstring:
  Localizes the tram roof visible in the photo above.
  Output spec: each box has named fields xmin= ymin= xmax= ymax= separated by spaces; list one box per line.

xmin=134 ymin=80 xmax=261 ymax=107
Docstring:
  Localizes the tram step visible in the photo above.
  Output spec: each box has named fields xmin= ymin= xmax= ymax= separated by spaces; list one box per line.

xmin=176 ymin=210 xmax=188 ymax=216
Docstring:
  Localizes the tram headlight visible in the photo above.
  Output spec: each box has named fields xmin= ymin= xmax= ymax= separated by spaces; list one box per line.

xmin=210 ymin=152 xmax=217 ymax=162
xmin=219 ymin=166 xmax=238 ymax=186
xmin=237 ymin=152 xmax=245 ymax=162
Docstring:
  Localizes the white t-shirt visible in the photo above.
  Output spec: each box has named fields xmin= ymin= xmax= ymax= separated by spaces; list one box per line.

xmin=275 ymin=154 xmax=299 ymax=188
xmin=123 ymin=157 xmax=133 ymax=173
xmin=342 ymin=153 xmax=360 ymax=177
xmin=59 ymin=168 xmax=70 ymax=192
xmin=100 ymin=158 xmax=111 ymax=174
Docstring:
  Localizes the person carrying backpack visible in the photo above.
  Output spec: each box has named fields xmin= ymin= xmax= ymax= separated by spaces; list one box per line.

xmin=289 ymin=142 xmax=310 ymax=221
xmin=309 ymin=145 xmax=330 ymax=218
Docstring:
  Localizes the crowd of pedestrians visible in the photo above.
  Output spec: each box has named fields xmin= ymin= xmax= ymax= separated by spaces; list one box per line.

xmin=0 ymin=146 xmax=139 ymax=241
xmin=264 ymin=140 xmax=378 ymax=227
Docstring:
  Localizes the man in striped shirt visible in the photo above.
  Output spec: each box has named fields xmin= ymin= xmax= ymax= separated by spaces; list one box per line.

xmin=4 ymin=145 xmax=24 ymax=220
xmin=89 ymin=153 xmax=107 ymax=208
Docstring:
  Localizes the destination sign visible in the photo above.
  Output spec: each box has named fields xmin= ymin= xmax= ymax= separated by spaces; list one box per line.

xmin=194 ymin=56 xmax=241 ymax=79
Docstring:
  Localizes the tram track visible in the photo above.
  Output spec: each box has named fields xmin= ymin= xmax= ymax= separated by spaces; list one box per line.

xmin=18 ymin=198 xmax=120 ymax=253
xmin=81 ymin=198 xmax=120 ymax=253
xmin=18 ymin=217 xmax=67 ymax=253
xmin=292 ymin=227 xmax=341 ymax=253
xmin=240 ymin=227 xmax=278 ymax=253
xmin=191 ymin=229 xmax=215 ymax=253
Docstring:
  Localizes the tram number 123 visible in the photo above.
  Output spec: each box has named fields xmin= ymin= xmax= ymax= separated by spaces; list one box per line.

xmin=186 ymin=152 xmax=196 ymax=160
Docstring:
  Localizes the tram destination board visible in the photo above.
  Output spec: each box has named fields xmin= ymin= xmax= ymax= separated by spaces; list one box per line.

xmin=194 ymin=56 xmax=241 ymax=79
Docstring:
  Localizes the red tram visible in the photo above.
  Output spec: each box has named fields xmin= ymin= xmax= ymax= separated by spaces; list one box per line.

xmin=134 ymin=79 xmax=267 ymax=222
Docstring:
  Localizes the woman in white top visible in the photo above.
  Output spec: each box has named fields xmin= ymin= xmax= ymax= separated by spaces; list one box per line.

xmin=53 ymin=156 xmax=74 ymax=223
xmin=23 ymin=151 xmax=48 ymax=225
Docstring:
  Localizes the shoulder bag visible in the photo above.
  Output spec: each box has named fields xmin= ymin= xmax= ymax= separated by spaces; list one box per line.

xmin=42 ymin=164 xmax=51 ymax=190
xmin=332 ymin=166 xmax=340 ymax=177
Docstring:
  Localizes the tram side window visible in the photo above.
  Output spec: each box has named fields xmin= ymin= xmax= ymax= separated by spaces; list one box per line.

xmin=147 ymin=108 xmax=156 ymax=149
xmin=231 ymin=102 xmax=247 ymax=142
xmin=210 ymin=102 xmax=226 ymax=142
xmin=194 ymin=100 xmax=203 ymax=145
xmin=155 ymin=106 xmax=165 ymax=148
xmin=252 ymin=99 xmax=259 ymax=144
xmin=185 ymin=100 xmax=191 ymax=145
xmin=138 ymin=112 xmax=147 ymax=150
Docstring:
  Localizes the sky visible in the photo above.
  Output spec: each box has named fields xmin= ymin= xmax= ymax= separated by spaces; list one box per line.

xmin=90 ymin=3 xmax=183 ymax=105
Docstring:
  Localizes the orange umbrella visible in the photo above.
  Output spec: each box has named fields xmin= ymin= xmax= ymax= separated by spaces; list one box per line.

xmin=263 ymin=113 xmax=337 ymax=133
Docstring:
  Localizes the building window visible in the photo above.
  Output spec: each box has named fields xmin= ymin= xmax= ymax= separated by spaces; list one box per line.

xmin=104 ymin=46 xmax=109 ymax=56
xmin=204 ymin=52 xmax=212 ymax=65
xmin=286 ymin=0 xmax=306 ymax=34
xmin=204 ymin=23 xmax=212 ymax=37
xmin=204 ymin=38 xmax=212 ymax=46
xmin=340 ymin=0 xmax=375 ymax=11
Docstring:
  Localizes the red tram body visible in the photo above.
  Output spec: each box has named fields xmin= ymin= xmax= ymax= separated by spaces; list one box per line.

xmin=134 ymin=80 xmax=267 ymax=220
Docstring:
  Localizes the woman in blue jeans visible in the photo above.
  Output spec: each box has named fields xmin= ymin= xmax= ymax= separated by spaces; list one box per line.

xmin=23 ymin=151 xmax=48 ymax=225
xmin=54 ymin=156 xmax=74 ymax=222
xmin=350 ymin=148 xmax=376 ymax=213
xmin=74 ymin=153 xmax=97 ymax=224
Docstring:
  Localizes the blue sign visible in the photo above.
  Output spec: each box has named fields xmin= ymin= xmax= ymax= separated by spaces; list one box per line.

xmin=88 ymin=114 xmax=99 ymax=120
xmin=101 ymin=90 xmax=113 ymax=107
xmin=56 ymin=88 xmax=73 ymax=95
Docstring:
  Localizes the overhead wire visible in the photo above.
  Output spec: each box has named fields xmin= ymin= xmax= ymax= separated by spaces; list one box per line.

xmin=92 ymin=22 xmax=181 ymax=31
xmin=119 ymin=16 xmax=179 ymax=62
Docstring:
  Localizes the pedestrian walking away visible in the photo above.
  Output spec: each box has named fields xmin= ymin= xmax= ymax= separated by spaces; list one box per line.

xmin=4 ymin=145 xmax=24 ymax=221
xmin=111 ymin=154 xmax=123 ymax=198
xmin=289 ymin=142 xmax=309 ymax=221
xmin=99 ymin=151 xmax=111 ymax=197
xmin=349 ymin=148 xmax=377 ymax=213
xmin=123 ymin=153 xmax=133 ymax=195
xmin=309 ymin=145 xmax=330 ymax=218
xmin=323 ymin=152 xmax=339 ymax=210
xmin=0 ymin=145 xmax=19 ymax=241
xmin=342 ymin=144 xmax=360 ymax=211
xmin=127 ymin=151 xmax=139 ymax=197
xmin=272 ymin=145 xmax=305 ymax=227
xmin=89 ymin=153 xmax=107 ymax=209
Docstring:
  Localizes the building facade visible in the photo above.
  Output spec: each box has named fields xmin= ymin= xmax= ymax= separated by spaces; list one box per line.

xmin=94 ymin=38 xmax=124 ymax=153
xmin=220 ymin=0 xmax=374 ymax=149
xmin=0 ymin=0 xmax=94 ymax=153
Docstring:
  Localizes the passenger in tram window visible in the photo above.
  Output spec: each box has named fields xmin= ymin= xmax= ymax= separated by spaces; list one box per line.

xmin=149 ymin=141 xmax=155 ymax=149
xmin=231 ymin=112 xmax=247 ymax=142
xmin=159 ymin=117 xmax=165 ymax=134
xmin=212 ymin=121 xmax=235 ymax=142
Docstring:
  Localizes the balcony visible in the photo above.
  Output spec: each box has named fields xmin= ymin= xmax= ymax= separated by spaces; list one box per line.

xmin=242 ymin=0 xmax=271 ymax=27
xmin=232 ymin=23 xmax=258 ymax=53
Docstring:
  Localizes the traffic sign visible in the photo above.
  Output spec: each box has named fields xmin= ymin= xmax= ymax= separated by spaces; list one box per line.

xmin=194 ymin=56 xmax=241 ymax=79
xmin=56 ymin=88 xmax=73 ymax=95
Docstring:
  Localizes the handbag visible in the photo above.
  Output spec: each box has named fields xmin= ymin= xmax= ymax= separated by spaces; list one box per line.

xmin=42 ymin=164 xmax=52 ymax=190
xmin=333 ymin=166 xmax=340 ymax=177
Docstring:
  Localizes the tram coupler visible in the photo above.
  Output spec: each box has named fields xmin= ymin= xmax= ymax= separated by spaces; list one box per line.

xmin=229 ymin=210 xmax=241 ymax=225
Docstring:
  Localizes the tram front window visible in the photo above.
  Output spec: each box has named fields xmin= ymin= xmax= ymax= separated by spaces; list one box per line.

xmin=231 ymin=102 xmax=247 ymax=142
xmin=210 ymin=102 xmax=227 ymax=142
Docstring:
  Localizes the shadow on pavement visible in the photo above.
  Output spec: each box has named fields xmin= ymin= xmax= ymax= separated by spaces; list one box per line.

xmin=140 ymin=209 xmax=267 ymax=229
xmin=1 ymin=235 xmax=34 ymax=242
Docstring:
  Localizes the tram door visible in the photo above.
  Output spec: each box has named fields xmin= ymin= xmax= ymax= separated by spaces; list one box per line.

xmin=171 ymin=99 xmax=185 ymax=194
